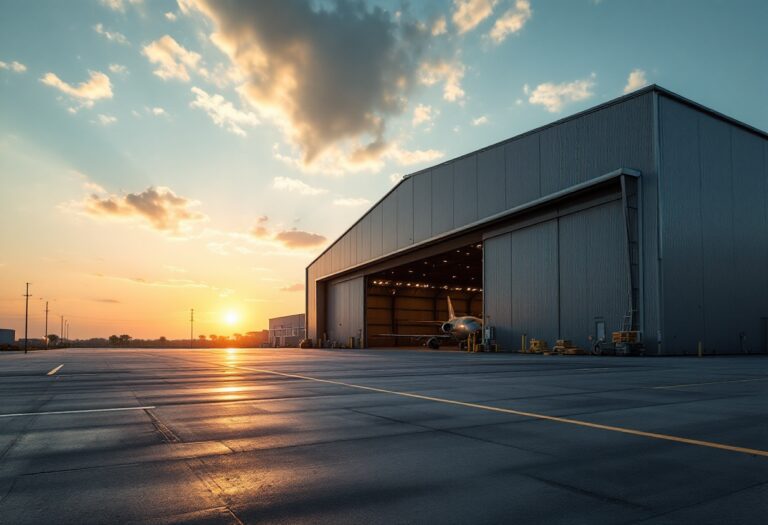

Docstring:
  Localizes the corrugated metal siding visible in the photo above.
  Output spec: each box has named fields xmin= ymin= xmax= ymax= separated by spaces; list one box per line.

xmin=477 ymin=145 xmax=506 ymax=218
xmin=558 ymin=200 xmax=628 ymax=350
xmin=397 ymin=177 xmax=414 ymax=248
xmin=658 ymin=96 xmax=768 ymax=353
xmin=307 ymin=265 xmax=317 ymax=339
xmin=509 ymin=220 xmax=559 ymax=345
xmin=382 ymin=195 xmax=397 ymax=254
xmin=413 ymin=169 xmax=432 ymax=242
xmin=453 ymin=155 xmax=478 ymax=226
xmin=699 ymin=116 xmax=737 ymax=352
xmin=431 ymin=163 xmax=454 ymax=235
xmin=659 ymin=96 xmax=704 ymax=353
xmin=483 ymin=233 xmax=513 ymax=350
xmin=370 ymin=203 xmax=384 ymax=259
xmin=505 ymin=133 xmax=540 ymax=208
xmin=732 ymin=128 xmax=768 ymax=353
xmin=326 ymin=276 xmax=365 ymax=344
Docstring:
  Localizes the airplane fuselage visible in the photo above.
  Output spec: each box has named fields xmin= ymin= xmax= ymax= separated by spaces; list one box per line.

xmin=442 ymin=316 xmax=483 ymax=341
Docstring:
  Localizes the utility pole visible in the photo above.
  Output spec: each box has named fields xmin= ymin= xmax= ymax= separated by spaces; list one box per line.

xmin=190 ymin=308 xmax=194 ymax=349
xmin=45 ymin=301 xmax=49 ymax=349
xmin=23 ymin=283 xmax=30 ymax=354
xmin=60 ymin=315 xmax=64 ymax=344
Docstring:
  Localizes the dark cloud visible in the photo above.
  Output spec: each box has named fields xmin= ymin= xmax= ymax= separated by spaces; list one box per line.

xmin=185 ymin=0 xmax=429 ymax=163
xmin=82 ymin=186 xmax=207 ymax=232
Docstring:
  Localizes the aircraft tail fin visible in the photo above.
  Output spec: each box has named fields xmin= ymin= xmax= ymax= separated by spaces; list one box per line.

xmin=447 ymin=296 xmax=455 ymax=319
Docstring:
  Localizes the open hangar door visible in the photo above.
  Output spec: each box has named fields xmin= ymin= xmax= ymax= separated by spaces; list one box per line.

xmin=366 ymin=242 xmax=483 ymax=348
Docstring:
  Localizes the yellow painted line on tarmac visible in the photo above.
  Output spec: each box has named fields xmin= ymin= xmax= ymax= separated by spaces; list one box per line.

xmin=652 ymin=377 xmax=768 ymax=389
xmin=46 ymin=364 xmax=63 ymax=376
xmin=236 ymin=365 xmax=768 ymax=459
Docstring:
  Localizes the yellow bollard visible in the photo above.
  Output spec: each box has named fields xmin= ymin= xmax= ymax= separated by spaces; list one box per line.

xmin=698 ymin=341 xmax=702 ymax=357
xmin=521 ymin=334 xmax=527 ymax=353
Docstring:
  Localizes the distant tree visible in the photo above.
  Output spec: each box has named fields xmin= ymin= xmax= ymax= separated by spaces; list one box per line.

xmin=119 ymin=334 xmax=132 ymax=346
xmin=198 ymin=334 xmax=206 ymax=341
xmin=158 ymin=336 xmax=167 ymax=346
xmin=109 ymin=335 xmax=119 ymax=346
xmin=47 ymin=334 xmax=60 ymax=346
xmin=233 ymin=333 xmax=242 ymax=339
xmin=209 ymin=334 xmax=217 ymax=342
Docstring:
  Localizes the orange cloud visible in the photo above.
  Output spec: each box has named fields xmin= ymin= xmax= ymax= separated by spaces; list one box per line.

xmin=280 ymin=283 xmax=304 ymax=292
xmin=80 ymin=186 xmax=207 ymax=233
xmin=249 ymin=216 xmax=326 ymax=249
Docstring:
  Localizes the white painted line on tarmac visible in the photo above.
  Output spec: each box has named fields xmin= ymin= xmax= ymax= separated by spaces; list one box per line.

xmin=653 ymin=377 xmax=768 ymax=389
xmin=235 ymin=364 xmax=768 ymax=459
xmin=0 ymin=406 xmax=156 ymax=418
xmin=46 ymin=364 xmax=64 ymax=376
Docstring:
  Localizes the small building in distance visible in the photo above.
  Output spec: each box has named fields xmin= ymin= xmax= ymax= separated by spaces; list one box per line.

xmin=0 ymin=329 xmax=15 ymax=346
xmin=269 ymin=314 xmax=306 ymax=347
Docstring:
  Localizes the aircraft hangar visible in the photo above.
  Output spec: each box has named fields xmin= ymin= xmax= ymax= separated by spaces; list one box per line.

xmin=306 ymin=85 xmax=768 ymax=355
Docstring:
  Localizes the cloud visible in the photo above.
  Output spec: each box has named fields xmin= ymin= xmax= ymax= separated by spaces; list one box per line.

xmin=623 ymin=68 xmax=648 ymax=94
xmin=412 ymin=103 xmax=436 ymax=127
xmin=74 ymin=185 xmax=207 ymax=233
xmin=333 ymin=197 xmax=371 ymax=207
xmin=431 ymin=16 xmax=447 ymax=36
xmin=181 ymin=0 xmax=431 ymax=167
xmin=0 ymin=60 xmax=27 ymax=73
xmin=143 ymin=35 xmax=204 ymax=81
xmin=489 ymin=0 xmax=531 ymax=43
xmin=150 ymin=106 xmax=166 ymax=116
xmin=108 ymin=63 xmax=128 ymax=74
xmin=40 ymin=70 xmax=113 ymax=106
xmin=190 ymin=86 xmax=258 ymax=136
xmin=419 ymin=60 xmax=465 ymax=102
xmin=471 ymin=115 xmax=488 ymax=126
xmin=272 ymin=176 xmax=328 ymax=195
xmin=100 ymin=0 xmax=142 ymax=12
xmin=249 ymin=216 xmax=326 ymax=249
xmin=274 ymin=230 xmax=326 ymax=249
xmin=165 ymin=11 xmax=177 ymax=21
xmin=95 ymin=114 xmax=117 ymax=125
xmin=93 ymin=23 xmax=129 ymax=45
xmin=280 ymin=283 xmax=304 ymax=292
xmin=389 ymin=173 xmax=402 ymax=185
xmin=387 ymin=144 xmax=444 ymax=165
xmin=92 ymin=298 xmax=121 ymax=304
xmin=452 ymin=0 xmax=497 ymax=34
xmin=527 ymin=74 xmax=596 ymax=112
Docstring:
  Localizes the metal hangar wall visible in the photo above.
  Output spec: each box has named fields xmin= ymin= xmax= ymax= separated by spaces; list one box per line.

xmin=306 ymin=85 xmax=768 ymax=354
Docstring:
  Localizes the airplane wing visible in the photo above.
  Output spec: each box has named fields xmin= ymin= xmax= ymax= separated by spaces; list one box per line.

xmin=374 ymin=333 xmax=452 ymax=340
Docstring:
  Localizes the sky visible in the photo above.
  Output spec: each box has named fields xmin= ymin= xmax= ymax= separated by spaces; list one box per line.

xmin=1 ymin=0 xmax=766 ymax=340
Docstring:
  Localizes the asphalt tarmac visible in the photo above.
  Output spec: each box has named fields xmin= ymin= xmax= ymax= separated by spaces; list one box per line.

xmin=0 ymin=347 xmax=766 ymax=524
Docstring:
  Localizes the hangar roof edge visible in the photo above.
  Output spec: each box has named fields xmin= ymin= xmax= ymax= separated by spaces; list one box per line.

xmin=307 ymin=85 xmax=768 ymax=270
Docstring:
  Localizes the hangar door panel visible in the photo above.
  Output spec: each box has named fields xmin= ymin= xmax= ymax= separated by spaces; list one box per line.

xmin=326 ymin=276 xmax=365 ymax=345
xmin=558 ymin=200 xmax=629 ymax=350
xmin=509 ymin=220 xmax=559 ymax=346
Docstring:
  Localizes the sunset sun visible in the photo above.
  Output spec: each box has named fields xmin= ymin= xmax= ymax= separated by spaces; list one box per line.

xmin=223 ymin=310 xmax=240 ymax=326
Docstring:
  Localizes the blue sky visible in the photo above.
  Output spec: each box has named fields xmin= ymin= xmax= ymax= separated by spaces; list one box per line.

xmin=1 ymin=0 xmax=766 ymax=338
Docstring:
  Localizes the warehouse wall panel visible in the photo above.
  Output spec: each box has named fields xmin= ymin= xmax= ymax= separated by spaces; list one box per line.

xmin=505 ymin=133 xmax=540 ymax=208
xmin=699 ymin=116 xmax=737 ymax=352
xmin=370 ymin=203 xmax=384 ymax=259
xmin=477 ymin=145 xmax=506 ymax=219
xmin=453 ymin=155 xmax=478 ymax=227
xmin=431 ymin=163 xmax=454 ymax=235
xmin=382 ymin=194 xmax=398 ymax=254
xmin=413 ymin=169 xmax=433 ymax=243
xmin=397 ymin=176 xmax=414 ymax=248
xmin=659 ymin=97 xmax=706 ymax=353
